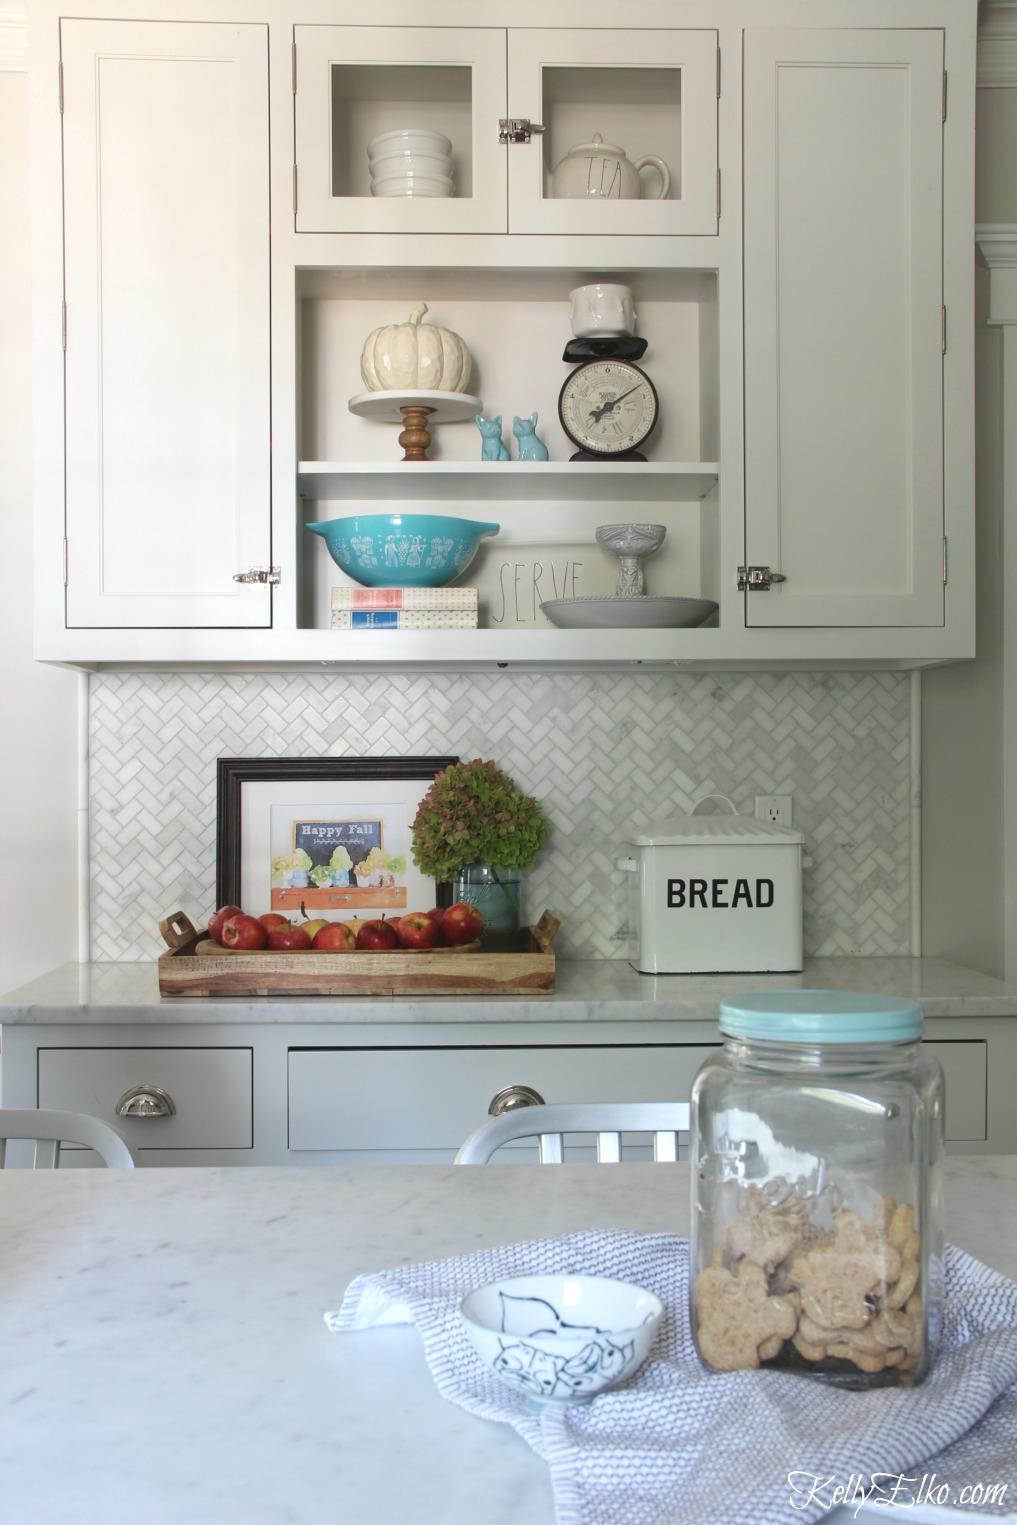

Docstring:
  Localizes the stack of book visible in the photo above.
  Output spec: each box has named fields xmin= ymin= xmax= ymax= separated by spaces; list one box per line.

xmin=330 ymin=586 xmax=479 ymax=630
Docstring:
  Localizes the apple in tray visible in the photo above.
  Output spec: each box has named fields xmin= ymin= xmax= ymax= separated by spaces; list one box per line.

xmin=395 ymin=911 xmax=445 ymax=950
xmin=311 ymin=921 xmax=356 ymax=951
xmin=266 ymin=923 xmax=313 ymax=951
xmin=355 ymin=918 xmax=399 ymax=951
xmin=220 ymin=914 xmax=268 ymax=950
xmin=208 ymin=905 xmax=244 ymax=944
xmin=441 ymin=902 xmax=486 ymax=946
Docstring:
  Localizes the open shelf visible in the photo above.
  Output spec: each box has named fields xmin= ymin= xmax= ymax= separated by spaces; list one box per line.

xmin=297 ymin=460 xmax=719 ymax=502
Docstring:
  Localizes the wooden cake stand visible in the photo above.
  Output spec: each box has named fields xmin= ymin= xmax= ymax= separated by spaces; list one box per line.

xmin=348 ymin=389 xmax=482 ymax=462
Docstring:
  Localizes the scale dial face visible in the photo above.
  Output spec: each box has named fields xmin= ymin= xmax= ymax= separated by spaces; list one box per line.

xmin=557 ymin=358 xmax=659 ymax=457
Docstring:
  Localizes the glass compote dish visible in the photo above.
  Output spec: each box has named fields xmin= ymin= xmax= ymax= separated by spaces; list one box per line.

xmin=595 ymin=523 xmax=666 ymax=595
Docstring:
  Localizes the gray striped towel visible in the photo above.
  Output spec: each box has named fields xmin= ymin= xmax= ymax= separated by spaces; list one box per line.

xmin=326 ymin=1234 xmax=1017 ymax=1525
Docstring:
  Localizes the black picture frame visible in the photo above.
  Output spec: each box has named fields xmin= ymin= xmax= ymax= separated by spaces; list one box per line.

xmin=215 ymin=756 xmax=458 ymax=916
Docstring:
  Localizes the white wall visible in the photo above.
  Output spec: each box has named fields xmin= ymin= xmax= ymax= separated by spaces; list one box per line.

xmin=0 ymin=67 xmax=80 ymax=995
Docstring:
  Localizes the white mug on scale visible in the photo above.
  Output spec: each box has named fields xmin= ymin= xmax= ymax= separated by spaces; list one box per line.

xmin=569 ymin=284 xmax=637 ymax=339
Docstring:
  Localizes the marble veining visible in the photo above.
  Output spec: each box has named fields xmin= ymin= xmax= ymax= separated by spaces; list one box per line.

xmin=0 ymin=955 xmax=1015 ymax=1026
xmin=1 ymin=1160 xmax=1015 ymax=1525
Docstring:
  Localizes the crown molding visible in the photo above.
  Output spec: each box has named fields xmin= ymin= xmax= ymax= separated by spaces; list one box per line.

xmin=980 ymin=0 xmax=1017 ymax=87
xmin=978 ymin=224 xmax=1017 ymax=323
xmin=0 ymin=1 xmax=25 ymax=72
xmin=0 ymin=4 xmax=1012 ymax=84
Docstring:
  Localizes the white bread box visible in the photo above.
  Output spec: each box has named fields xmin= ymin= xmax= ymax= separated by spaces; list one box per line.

xmin=620 ymin=809 xmax=804 ymax=974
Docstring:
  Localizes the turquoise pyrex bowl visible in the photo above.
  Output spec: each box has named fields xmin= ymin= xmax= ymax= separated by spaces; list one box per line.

xmin=306 ymin=514 xmax=500 ymax=588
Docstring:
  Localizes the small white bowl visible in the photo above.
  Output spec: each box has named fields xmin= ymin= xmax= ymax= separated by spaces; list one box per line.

xmin=459 ymin=1273 xmax=663 ymax=1405
xmin=369 ymin=151 xmax=453 ymax=180
xmin=368 ymin=128 xmax=453 ymax=159
xmin=371 ymin=173 xmax=455 ymax=199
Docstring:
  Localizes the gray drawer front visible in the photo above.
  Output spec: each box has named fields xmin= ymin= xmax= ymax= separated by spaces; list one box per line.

xmin=288 ymin=1044 xmax=718 ymax=1152
xmin=925 ymin=1040 xmax=987 ymax=1141
xmin=39 ymin=1047 xmax=253 ymax=1151
xmin=288 ymin=1038 xmax=987 ymax=1152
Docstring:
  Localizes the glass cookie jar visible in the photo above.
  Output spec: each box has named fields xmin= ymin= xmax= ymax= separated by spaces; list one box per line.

xmin=690 ymin=991 xmax=945 ymax=1387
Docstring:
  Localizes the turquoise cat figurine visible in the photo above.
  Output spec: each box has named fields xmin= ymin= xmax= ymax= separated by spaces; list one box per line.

xmin=476 ymin=414 xmax=510 ymax=461
xmin=513 ymin=412 xmax=549 ymax=461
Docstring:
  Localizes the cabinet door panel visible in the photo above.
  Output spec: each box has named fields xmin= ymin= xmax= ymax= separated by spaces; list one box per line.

xmin=294 ymin=26 xmax=507 ymax=234
xmin=743 ymin=29 xmax=945 ymax=627
xmin=61 ymin=20 xmax=271 ymax=628
xmin=507 ymin=29 xmax=718 ymax=236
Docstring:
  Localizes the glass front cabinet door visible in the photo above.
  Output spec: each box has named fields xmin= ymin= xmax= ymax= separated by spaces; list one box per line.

xmin=293 ymin=25 xmax=719 ymax=237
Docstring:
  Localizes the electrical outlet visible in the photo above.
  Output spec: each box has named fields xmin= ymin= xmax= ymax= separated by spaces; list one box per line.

xmin=755 ymin=794 xmax=793 ymax=826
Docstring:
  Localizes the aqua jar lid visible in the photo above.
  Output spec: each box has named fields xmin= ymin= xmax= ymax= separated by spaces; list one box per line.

xmin=719 ymin=989 xmax=923 ymax=1043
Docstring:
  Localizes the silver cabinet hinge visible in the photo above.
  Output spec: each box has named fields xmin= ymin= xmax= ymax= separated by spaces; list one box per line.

xmin=233 ymin=566 xmax=281 ymax=585
xmin=292 ymin=165 xmax=298 ymax=216
xmin=943 ymin=536 xmax=948 ymax=585
xmin=292 ymin=41 xmax=297 ymax=94
xmin=737 ymin=565 xmax=787 ymax=592
xmin=942 ymin=306 xmax=947 ymax=355
xmin=717 ymin=168 xmax=721 ymax=219
xmin=62 ymin=537 xmax=68 ymax=586
xmin=61 ymin=301 xmax=67 ymax=350
xmin=717 ymin=47 xmax=721 ymax=97
xmin=58 ymin=60 xmax=64 ymax=112
xmin=499 ymin=118 xmax=545 ymax=144
xmin=943 ymin=70 xmax=948 ymax=122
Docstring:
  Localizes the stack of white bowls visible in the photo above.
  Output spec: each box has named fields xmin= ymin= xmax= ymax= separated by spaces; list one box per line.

xmin=368 ymin=129 xmax=454 ymax=198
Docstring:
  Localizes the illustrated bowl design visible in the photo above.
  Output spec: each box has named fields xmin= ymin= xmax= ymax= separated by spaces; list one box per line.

xmin=307 ymin=514 xmax=499 ymax=588
xmin=459 ymin=1273 xmax=663 ymax=1404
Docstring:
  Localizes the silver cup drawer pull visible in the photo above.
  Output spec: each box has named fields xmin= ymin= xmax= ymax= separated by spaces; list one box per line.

xmin=488 ymin=1084 xmax=546 ymax=1116
xmin=116 ymin=1085 xmax=176 ymax=1119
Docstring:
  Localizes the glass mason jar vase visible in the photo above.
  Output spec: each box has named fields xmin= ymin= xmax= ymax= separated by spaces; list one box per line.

xmin=449 ymin=861 xmax=521 ymax=952
xmin=690 ymin=990 xmax=945 ymax=1388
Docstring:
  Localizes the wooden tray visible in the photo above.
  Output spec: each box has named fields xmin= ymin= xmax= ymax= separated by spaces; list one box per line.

xmin=157 ymin=910 xmax=559 ymax=997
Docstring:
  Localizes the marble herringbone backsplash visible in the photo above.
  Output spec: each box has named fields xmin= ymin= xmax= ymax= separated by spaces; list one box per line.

xmin=88 ymin=670 xmax=913 ymax=962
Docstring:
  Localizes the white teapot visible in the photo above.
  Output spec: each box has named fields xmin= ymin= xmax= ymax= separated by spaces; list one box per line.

xmin=550 ymin=133 xmax=670 ymax=201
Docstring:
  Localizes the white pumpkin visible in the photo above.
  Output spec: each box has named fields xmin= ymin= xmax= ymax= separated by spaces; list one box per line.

xmin=359 ymin=303 xmax=472 ymax=394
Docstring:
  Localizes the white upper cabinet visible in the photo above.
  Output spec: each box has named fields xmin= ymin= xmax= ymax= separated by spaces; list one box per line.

xmin=742 ymin=28 xmax=947 ymax=629
xmin=60 ymin=19 xmax=272 ymax=628
xmin=30 ymin=0 xmax=976 ymax=670
xmin=293 ymin=25 xmax=718 ymax=237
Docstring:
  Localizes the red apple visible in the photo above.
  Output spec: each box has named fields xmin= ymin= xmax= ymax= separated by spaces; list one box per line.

xmin=208 ymin=904 xmax=244 ymax=944
xmin=442 ymin=901 xmax=485 ymax=945
xmin=312 ymin=921 xmax=356 ymax=951
xmin=266 ymin=923 xmax=313 ymax=951
xmin=356 ymin=917 xmax=398 ymax=951
xmin=221 ymin=913 xmax=267 ymax=950
xmin=258 ymin=913 xmax=291 ymax=932
xmin=424 ymin=908 xmax=449 ymax=943
xmin=395 ymin=911 xmax=444 ymax=949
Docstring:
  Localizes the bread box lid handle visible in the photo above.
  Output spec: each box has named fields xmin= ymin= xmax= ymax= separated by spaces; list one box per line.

xmin=625 ymin=803 xmax=805 ymax=848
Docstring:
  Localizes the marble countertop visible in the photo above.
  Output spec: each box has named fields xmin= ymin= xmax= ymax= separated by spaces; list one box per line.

xmin=1 ymin=1157 xmax=1015 ymax=1525
xmin=0 ymin=955 xmax=1015 ymax=1026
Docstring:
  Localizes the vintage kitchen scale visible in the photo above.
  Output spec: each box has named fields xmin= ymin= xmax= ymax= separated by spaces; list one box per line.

xmin=557 ymin=278 xmax=661 ymax=458
xmin=558 ymin=330 xmax=658 ymax=462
